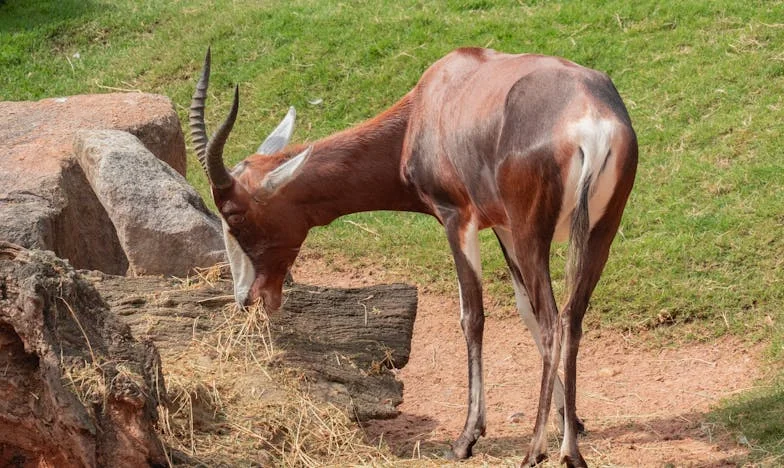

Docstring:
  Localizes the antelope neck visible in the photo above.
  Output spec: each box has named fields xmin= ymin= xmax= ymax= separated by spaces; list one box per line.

xmin=283 ymin=95 xmax=432 ymax=227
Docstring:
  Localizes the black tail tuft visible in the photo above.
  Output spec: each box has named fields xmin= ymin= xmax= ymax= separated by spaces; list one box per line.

xmin=566 ymin=157 xmax=591 ymax=297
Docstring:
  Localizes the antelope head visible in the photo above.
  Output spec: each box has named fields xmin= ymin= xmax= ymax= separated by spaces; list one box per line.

xmin=189 ymin=49 xmax=312 ymax=310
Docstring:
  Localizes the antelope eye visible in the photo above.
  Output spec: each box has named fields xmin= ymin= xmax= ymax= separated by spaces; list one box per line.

xmin=226 ymin=213 xmax=246 ymax=225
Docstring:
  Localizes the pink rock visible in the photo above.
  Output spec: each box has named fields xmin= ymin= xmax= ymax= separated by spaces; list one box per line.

xmin=0 ymin=93 xmax=186 ymax=274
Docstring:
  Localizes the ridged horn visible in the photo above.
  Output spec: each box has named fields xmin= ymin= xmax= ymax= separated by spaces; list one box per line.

xmin=204 ymin=85 xmax=238 ymax=189
xmin=189 ymin=48 xmax=235 ymax=190
xmin=189 ymin=48 xmax=211 ymax=172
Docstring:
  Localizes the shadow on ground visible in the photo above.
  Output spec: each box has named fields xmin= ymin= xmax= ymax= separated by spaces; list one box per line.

xmin=707 ymin=383 xmax=784 ymax=464
xmin=362 ymin=413 xmax=442 ymax=457
xmin=364 ymin=408 xmax=750 ymax=465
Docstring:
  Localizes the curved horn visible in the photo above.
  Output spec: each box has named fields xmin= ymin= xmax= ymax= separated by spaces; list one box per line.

xmin=204 ymin=85 xmax=238 ymax=189
xmin=189 ymin=48 xmax=236 ymax=190
xmin=189 ymin=47 xmax=211 ymax=172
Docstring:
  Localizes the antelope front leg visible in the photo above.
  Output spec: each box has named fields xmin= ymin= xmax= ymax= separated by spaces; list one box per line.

xmin=443 ymin=215 xmax=486 ymax=459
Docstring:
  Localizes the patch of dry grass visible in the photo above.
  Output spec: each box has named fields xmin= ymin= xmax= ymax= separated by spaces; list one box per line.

xmin=157 ymin=295 xmax=393 ymax=466
xmin=62 ymin=358 xmax=107 ymax=408
xmin=177 ymin=263 xmax=229 ymax=291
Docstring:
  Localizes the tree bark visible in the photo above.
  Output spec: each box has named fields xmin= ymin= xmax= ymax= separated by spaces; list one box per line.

xmin=0 ymin=242 xmax=167 ymax=468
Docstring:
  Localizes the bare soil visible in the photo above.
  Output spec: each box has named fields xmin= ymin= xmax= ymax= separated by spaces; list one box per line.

xmin=292 ymin=249 xmax=761 ymax=467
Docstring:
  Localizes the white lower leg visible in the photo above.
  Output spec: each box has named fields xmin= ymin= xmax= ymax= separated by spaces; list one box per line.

xmin=512 ymin=275 xmax=568 ymax=413
xmin=455 ymin=218 xmax=486 ymax=451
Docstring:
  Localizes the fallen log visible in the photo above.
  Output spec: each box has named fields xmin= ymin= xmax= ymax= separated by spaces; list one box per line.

xmin=0 ymin=242 xmax=167 ymax=467
xmin=92 ymin=268 xmax=418 ymax=421
xmin=273 ymin=281 xmax=417 ymax=420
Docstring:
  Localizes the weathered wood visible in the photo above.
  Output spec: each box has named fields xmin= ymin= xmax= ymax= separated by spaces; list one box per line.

xmin=0 ymin=242 xmax=167 ymax=468
xmin=93 ymin=271 xmax=418 ymax=421
xmin=276 ymin=282 xmax=417 ymax=420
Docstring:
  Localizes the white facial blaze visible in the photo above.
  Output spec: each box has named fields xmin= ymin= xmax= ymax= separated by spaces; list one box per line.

xmin=222 ymin=220 xmax=256 ymax=306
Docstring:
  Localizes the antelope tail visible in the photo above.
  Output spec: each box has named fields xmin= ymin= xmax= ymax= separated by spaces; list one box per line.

xmin=566 ymin=147 xmax=592 ymax=299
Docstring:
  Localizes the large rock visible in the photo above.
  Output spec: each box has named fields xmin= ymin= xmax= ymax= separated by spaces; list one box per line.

xmin=74 ymin=130 xmax=224 ymax=276
xmin=0 ymin=93 xmax=186 ymax=274
xmin=0 ymin=242 xmax=167 ymax=467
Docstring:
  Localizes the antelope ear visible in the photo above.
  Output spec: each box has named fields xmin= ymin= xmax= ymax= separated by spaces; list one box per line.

xmin=258 ymin=106 xmax=296 ymax=155
xmin=261 ymin=146 xmax=313 ymax=194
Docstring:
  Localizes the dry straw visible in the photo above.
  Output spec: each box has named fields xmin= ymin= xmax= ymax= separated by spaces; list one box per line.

xmin=157 ymin=265 xmax=394 ymax=466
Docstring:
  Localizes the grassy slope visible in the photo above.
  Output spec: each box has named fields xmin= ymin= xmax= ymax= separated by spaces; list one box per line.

xmin=2 ymin=0 xmax=782 ymax=461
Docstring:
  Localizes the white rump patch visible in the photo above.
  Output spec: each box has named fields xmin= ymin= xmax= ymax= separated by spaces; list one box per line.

xmin=222 ymin=220 xmax=256 ymax=306
xmin=554 ymin=116 xmax=619 ymax=241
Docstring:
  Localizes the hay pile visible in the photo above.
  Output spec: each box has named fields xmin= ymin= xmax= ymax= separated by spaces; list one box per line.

xmin=158 ymin=299 xmax=393 ymax=466
xmin=90 ymin=265 xmax=415 ymax=466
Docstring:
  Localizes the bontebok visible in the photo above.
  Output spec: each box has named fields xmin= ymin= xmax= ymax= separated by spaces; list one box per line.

xmin=190 ymin=47 xmax=637 ymax=467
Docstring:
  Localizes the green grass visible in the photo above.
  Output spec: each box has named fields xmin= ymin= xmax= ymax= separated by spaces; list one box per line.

xmin=710 ymin=377 xmax=784 ymax=465
xmin=2 ymin=0 xmax=782 ymax=461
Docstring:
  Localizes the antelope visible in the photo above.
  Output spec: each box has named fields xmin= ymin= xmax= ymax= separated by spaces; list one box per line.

xmin=190 ymin=47 xmax=637 ymax=467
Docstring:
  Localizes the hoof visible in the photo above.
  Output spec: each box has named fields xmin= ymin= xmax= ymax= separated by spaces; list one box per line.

xmin=445 ymin=446 xmax=471 ymax=460
xmin=445 ymin=435 xmax=476 ymax=460
xmin=561 ymin=453 xmax=588 ymax=468
xmin=521 ymin=452 xmax=548 ymax=467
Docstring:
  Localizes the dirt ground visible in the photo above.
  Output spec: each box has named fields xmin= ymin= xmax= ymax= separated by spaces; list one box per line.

xmin=292 ymin=250 xmax=761 ymax=467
